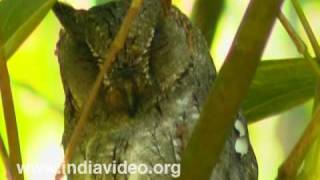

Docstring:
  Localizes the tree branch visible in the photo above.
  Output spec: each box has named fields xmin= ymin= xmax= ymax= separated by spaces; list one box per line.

xmin=180 ymin=0 xmax=284 ymax=179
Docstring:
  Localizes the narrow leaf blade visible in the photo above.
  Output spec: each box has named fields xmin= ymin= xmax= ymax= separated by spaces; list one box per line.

xmin=244 ymin=58 xmax=316 ymax=123
xmin=0 ymin=0 xmax=56 ymax=60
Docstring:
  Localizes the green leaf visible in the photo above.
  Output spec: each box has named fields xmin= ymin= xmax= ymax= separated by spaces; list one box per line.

xmin=244 ymin=58 xmax=316 ymax=123
xmin=0 ymin=0 xmax=56 ymax=60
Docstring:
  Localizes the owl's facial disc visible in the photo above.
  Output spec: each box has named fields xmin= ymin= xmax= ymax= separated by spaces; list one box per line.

xmin=53 ymin=1 xmax=156 ymax=115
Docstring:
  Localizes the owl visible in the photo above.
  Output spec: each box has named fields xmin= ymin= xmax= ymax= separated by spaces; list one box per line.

xmin=53 ymin=0 xmax=258 ymax=179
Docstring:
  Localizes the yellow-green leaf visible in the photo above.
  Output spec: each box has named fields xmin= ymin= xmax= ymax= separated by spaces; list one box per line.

xmin=244 ymin=58 xmax=316 ymax=123
xmin=0 ymin=0 xmax=56 ymax=60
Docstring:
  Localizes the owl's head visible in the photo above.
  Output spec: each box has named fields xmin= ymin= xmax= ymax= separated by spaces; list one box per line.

xmin=53 ymin=0 xmax=165 ymax=115
xmin=54 ymin=0 xmax=195 ymax=116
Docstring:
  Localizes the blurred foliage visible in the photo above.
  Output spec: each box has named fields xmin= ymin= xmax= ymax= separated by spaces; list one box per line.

xmin=0 ymin=9 xmax=64 ymax=180
xmin=191 ymin=0 xmax=224 ymax=45
xmin=0 ymin=0 xmax=319 ymax=180
xmin=94 ymin=0 xmax=112 ymax=5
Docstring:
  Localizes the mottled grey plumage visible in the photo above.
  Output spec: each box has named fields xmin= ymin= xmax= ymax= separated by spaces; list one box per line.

xmin=53 ymin=0 xmax=258 ymax=179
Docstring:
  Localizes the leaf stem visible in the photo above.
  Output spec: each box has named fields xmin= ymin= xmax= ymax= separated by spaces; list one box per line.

xmin=278 ymin=12 xmax=320 ymax=77
xmin=289 ymin=0 xmax=320 ymax=179
xmin=0 ymin=135 xmax=13 ymax=180
xmin=291 ymin=0 xmax=320 ymax=59
xmin=277 ymin=106 xmax=320 ymax=179
xmin=0 ymin=47 xmax=23 ymax=179
xmin=276 ymin=1 xmax=320 ymax=179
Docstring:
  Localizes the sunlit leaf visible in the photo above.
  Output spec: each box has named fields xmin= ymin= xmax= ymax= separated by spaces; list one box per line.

xmin=244 ymin=58 xmax=316 ymax=123
xmin=0 ymin=0 xmax=56 ymax=60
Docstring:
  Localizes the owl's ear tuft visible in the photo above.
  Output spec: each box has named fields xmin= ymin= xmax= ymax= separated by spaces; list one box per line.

xmin=52 ymin=2 xmax=86 ymax=37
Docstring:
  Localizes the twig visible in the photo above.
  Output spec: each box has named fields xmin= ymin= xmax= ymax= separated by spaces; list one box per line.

xmin=56 ymin=0 xmax=144 ymax=178
xmin=291 ymin=0 xmax=320 ymax=58
xmin=277 ymin=105 xmax=320 ymax=179
xmin=276 ymin=2 xmax=320 ymax=179
xmin=179 ymin=0 xmax=284 ymax=179
xmin=278 ymin=12 xmax=320 ymax=77
xmin=0 ymin=39 xmax=24 ymax=180
xmin=289 ymin=0 xmax=320 ymax=179
xmin=0 ymin=135 xmax=13 ymax=180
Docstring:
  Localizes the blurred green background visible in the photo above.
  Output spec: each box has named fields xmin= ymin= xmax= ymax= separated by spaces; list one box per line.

xmin=0 ymin=0 xmax=319 ymax=179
